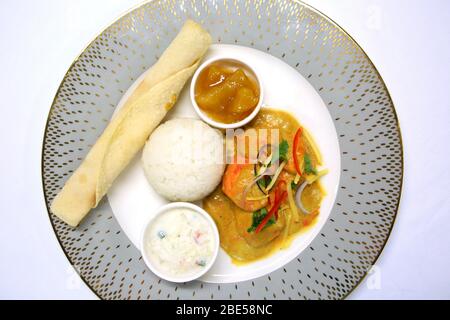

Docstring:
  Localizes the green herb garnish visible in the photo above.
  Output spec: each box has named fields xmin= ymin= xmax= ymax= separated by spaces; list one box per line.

xmin=278 ymin=140 xmax=289 ymax=162
xmin=271 ymin=139 xmax=289 ymax=164
xmin=257 ymin=176 xmax=267 ymax=189
xmin=257 ymin=176 xmax=271 ymax=190
xmin=304 ymin=154 xmax=317 ymax=175
xmin=291 ymin=181 xmax=297 ymax=190
xmin=247 ymin=208 xmax=275 ymax=233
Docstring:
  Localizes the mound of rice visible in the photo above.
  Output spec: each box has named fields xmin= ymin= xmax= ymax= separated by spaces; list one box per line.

xmin=142 ymin=118 xmax=225 ymax=201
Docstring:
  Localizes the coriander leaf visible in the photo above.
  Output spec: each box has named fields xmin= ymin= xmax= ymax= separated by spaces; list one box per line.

xmin=271 ymin=139 xmax=289 ymax=164
xmin=291 ymin=181 xmax=297 ymax=190
xmin=247 ymin=208 xmax=275 ymax=233
xmin=278 ymin=140 xmax=289 ymax=162
xmin=304 ymin=154 xmax=318 ymax=175
xmin=257 ymin=176 xmax=266 ymax=189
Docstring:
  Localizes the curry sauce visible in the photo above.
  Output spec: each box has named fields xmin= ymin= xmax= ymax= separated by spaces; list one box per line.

xmin=203 ymin=108 xmax=325 ymax=264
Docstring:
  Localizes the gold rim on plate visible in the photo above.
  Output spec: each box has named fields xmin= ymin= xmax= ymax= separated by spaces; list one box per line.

xmin=42 ymin=0 xmax=403 ymax=300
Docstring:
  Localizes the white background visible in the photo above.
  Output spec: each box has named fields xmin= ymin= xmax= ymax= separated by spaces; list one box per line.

xmin=0 ymin=0 xmax=449 ymax=299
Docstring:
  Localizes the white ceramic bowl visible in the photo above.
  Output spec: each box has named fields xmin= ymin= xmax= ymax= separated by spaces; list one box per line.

xmin=190 ymin=57 xmax=263 ymax=129
xmin=140 ymin=202 xmax=220 ymax=283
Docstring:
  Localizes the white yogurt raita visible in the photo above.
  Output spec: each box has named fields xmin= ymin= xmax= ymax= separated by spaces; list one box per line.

xmin=143 ymin=207 xmax=216 ymax=280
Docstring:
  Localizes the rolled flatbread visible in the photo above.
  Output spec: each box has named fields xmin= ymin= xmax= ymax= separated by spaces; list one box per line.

xmin=51 ymin=20 xmax=211 ymax=227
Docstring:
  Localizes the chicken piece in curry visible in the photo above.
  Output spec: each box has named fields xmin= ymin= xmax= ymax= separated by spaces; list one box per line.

xmin=203 ymin=108 xmax=328 ymax=264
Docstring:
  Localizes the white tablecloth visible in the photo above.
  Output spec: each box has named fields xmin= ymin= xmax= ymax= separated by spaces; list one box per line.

xmin=1 ymin=0 xmax=449 ymax=299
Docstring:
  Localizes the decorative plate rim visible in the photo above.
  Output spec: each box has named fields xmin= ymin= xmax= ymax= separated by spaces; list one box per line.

xmin=41 ymin=0 xmax=404 ymax=300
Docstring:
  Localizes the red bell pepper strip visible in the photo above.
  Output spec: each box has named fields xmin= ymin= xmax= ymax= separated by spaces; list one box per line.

xmin=293 ymin=127 xmax=303 ymax=176
xmin=272 ymin=180 xmax=286 ymax=219
xmin=255 ymin=191 xmax=287 ymax=234
xmin=273 ymin=192 xmax=278 ymax=220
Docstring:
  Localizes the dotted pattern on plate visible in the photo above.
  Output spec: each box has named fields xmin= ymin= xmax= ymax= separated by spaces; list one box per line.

xmin=42 ymin=0 xmax=403 ymax=300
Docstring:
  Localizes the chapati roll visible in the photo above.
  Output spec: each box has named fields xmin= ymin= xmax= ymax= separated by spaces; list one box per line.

xmin=51 ymin=20 xmax=211 ymax=227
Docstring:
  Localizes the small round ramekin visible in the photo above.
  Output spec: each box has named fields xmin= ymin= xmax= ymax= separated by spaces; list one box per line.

xmin=140 ymin=202 xmax=220 ymax=283
xmin=190 ymin=57 xmax=263 ymax=129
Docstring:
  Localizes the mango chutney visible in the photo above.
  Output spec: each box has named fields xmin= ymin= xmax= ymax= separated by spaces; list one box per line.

xmin=194 ymin=60 xmax=260 ymax=124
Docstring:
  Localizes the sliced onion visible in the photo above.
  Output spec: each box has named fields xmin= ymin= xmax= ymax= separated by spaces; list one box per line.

xmin=254 ymin=153 xmax=273 ymax=177
xmin=263 ymin=162 xmax=279 ymax=176
xmin=264 ymin=161 xmax=286 ymax=193
xmin=254 ymin=158 xmax=276 ymax=193
xmin=295 ymin=181 xmax=311 ymax=214
xmin=242 ymin=162 xmax=280 ymax=206
xmin=241 ymin=174 xmax=268 ymax=206
xmin=257 ymin=144 xmax=272 ymax=164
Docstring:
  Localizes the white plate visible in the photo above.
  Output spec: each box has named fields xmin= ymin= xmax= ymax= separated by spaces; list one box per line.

xmin=107 ymin=44 xmax=341 ymax=283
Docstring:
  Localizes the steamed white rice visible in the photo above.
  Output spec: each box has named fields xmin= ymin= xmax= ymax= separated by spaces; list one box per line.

xmin=142 ymin=118 xmax=225 ymax=201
